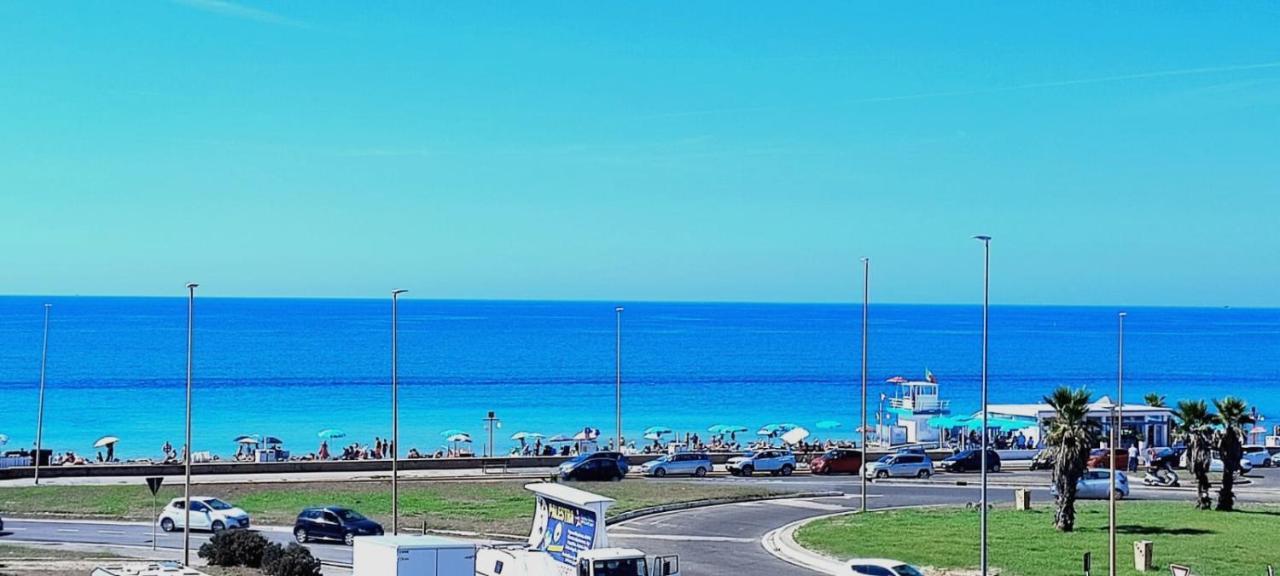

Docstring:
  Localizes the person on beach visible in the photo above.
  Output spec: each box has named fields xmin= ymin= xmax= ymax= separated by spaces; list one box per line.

xmin=318 ymin=440 xmax=330 ymax=460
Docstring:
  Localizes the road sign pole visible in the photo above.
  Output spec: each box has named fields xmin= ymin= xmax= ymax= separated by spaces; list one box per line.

xmin=152 ymin=491 xmax=157 ymax=551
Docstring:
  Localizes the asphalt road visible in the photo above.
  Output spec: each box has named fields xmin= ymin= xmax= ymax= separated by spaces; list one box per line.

xmin=3 ymin=467 xmax=1278 ymax=575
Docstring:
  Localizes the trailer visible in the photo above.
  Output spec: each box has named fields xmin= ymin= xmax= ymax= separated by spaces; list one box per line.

xmin=353 ymin=535 xmax=477 ymax=576
xmin=475 ymin=483 xmax=680 ymax=576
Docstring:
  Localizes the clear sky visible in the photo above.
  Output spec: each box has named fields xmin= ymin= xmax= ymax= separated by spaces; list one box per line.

xmin=2 ymin=2 xmax=1278 ymax=306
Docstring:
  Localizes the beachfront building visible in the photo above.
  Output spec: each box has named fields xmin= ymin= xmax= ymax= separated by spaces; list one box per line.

xmin=980 ymin=395 xmax=1175 ymax=449
xmin=880 ymin=377 xmax=950 ymax=446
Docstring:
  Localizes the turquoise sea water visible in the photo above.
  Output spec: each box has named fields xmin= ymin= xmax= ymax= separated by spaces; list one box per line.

xmin=0 ymin=297 xmax=1276 ymax=459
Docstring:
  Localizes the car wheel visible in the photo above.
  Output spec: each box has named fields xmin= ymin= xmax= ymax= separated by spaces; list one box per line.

xmin=781 ymin=465 xmax=794 ymax=476
xmin=612 ymin=473 xmax=623 ymax=482
xmin=344 ymin=532 xmax=355 ymax=546
xmin=211 ymin=520 xmax=225 ymax=533
xmin=654 ymin=467 xmax=667 ymax=478
xmin=294 ymin=528 xmax=308 ymax=543
xmin=991 ymin=463 xmax=1001 ymax=473
xmin=876 ymin=470 xmax=888 ymax=479
xmin=160 ymin=518 xmax=175 ymax=533
xmin=694 ymin=467 xmax=707 ymax=477
xmin=917 ymin=469 xmax=931 ymax=479
xmin=741 ymin=465 xmax=754 ymax=477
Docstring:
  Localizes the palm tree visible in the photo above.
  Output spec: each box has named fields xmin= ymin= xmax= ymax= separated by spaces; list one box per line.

xmin=1213 ymin=396 xmax=1254 ymax=511
xmin=1144 ymin=393 xmax=1166 ymax=408
xmin=1172 ymin=400 xmax=1215 ymax=509
xmin=1043 ymin=386 xmax=1097 ymax=531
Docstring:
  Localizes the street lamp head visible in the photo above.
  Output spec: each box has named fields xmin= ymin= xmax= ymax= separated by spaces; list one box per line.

xmin=973 ymin=235 xmax=992 ymax=243
xmin=860 ymin=257 xmax=869 ymax=263
xmin=185 ymin=283 xmax=199 ymax=290
xmin=615 ymin=306 xmax=624 ymax=313
xmin=43 ymin=303 xmax=52 ymax=309
xmin=392 ymin=289 xmax=409 ymax=296
xmin=1119 ymin=311 xmax=1127 ymax=317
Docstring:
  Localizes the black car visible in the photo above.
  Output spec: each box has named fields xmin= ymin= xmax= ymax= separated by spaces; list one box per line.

xmin=558 ymin=451 xmax=629 ymax=481
xmin=941 ymin=449 xmax=1001 ymax=473
xmin=293 ymin=507 xmax=383 ymax=546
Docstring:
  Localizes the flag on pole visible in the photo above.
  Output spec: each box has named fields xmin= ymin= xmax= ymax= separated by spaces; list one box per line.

xmin=925 ymin=368 xmax=937 ymax=384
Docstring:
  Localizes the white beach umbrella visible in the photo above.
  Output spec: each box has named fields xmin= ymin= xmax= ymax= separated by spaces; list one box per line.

xmin=94 ymin=436 xmax=120 ymax=448
xmin=446 ymin=433 xmax=472 ymax=443
xmin=781 ymin=427 xmax=810 ymax=445
xmin=0 ymin=433 xmax=8 ymax=445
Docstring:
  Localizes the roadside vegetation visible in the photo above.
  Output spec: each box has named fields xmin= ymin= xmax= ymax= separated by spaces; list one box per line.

xmin=0 ymin=479 xmax=791 ymax=536
xmin=797 ymin=501 xmax=1280 ymax=575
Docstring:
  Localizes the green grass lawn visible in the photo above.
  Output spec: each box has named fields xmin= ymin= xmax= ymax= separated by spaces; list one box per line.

xmin=0 ymin=480 xmax=788 ymax=536
xmin=797 ymin=501 xmax=1280 ymax=575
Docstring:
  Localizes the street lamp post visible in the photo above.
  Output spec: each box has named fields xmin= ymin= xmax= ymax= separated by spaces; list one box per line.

xmin=860 ymin=257 xmax=869 ymax=513
xmin=1110 ymin=311 xmax=1126 ymax=576
xmin=33 ymin=304 xmax=51 ymax=486
xmin=973 ymin=235 xmax=992 ymax=576
xmin=391 ymin=289 xmax=408 ymax=535
xmin=615 ymin=306 xmax=624 ymax=451
xmin=183 ymin=283 xmax=197 ymax=566
xmin=484 ymin=411 xmax=501 ymax=458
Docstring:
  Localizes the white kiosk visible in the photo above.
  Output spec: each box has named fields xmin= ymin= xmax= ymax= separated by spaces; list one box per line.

xmin=476 ymin=483 xmax=679 ymax=576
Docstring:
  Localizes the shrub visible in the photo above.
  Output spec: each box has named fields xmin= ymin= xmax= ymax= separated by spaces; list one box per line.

xmin=197 ymin=529 xmax=270 ymax=567
xmin=263 ymin=542 xmax=322 ymax=576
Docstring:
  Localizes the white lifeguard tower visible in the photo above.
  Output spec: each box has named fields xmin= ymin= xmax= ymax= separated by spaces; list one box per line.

xmin=882 ymin=373 xmax=951 ymax=446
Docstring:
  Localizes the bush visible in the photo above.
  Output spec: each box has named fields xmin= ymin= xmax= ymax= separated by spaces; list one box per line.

xmin=262 ymin=542 xmax=322 ymax=576
xmin=197 ymin=529 xmax=270 ymax=567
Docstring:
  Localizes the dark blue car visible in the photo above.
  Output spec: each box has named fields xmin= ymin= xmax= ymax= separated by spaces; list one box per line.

xmin=558 ymin=451 xmax=629 ymax=481
xmin=293 ymin=507 xmax=383 ymax=546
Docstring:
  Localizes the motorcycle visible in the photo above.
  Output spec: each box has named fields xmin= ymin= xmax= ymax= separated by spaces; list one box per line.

xmin=1142 ymin=466 xmax=1180 ymax=487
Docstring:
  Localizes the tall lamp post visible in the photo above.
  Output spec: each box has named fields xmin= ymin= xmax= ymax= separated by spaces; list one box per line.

xmin=615 ymin=306 xmax=624 ymax=451
xmin=34 ymin=304 xmax=51 ymax=486
xmin=1109 ymin=311 xmax=1126 ymax=576
xmin=973 ymin=235 xmax=992 ymax=576
xmin=860 ymin=257 xmax=869 ymax=513
xmin=390 ymin=289 xmax=408 ymax=535
xmin=183 ymin=283 xmax=197 ymax=566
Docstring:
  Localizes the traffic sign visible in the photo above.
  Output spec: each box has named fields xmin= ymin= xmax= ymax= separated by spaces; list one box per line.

xmin=145 ymin=476 xmax=164 ymax=495
xmin=1170 ymin=565 xmax=1191 ymax=576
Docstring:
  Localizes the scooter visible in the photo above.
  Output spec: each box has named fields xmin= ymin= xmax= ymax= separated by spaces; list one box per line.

xmin=1142 ymin=466 xmax=1180 ymax=487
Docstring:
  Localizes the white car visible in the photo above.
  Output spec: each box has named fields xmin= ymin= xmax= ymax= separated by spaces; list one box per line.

xmin=1242 ymin=446 xmax=1271 ymax=468
xmin=1180 ymin=452 xmax=1254 ymax=475
xmin=726 ymin=450 xmax=796 ymax=476
xmin=1052 ymin=469 xmax=1130 ymax=500
xmin=158 ymin=497 xmax=250 ymax=533
xmin=863 ymin=454 xmax=933 ymax=479
xmin=846 ymin=558 xmax=925 ymax=576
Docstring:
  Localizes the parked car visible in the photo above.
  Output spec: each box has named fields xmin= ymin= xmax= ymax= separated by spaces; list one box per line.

xmin=1052 ymin=469 xmax=1129 ymax=499
xmin=1087 ymin=448 xmax=1129 ymax=470
xmin=726 ymin=449 xmax=796 ymax=477
xmin=158 ymin=497 xmax=250 ymax=533
xmin=895 ymin=446 xmax=928 ymax=456
xmin=1209 ymin=451 xmax=1254 ymax=475
xmin=864 ymin=453 xmax=933 ymax=479
xmin=0 ymin=513 xmax=5 ymax=533
xmin=846 ymin=558 xmax=926 ymax=576
xmin=559 ymin=451 xmax=629 ymax=481
xmin=940 ymin=449 xmax=1001 ymax=473
xmin=810 ymin=448 xmax=863 ymax=475
xmin=641 ymin=452 xmax=711 ymax=477
xmin=294 ymin=507 xmax=383 ymax=546
xmin=1242 ymin=445 xmax=1271 ymax=468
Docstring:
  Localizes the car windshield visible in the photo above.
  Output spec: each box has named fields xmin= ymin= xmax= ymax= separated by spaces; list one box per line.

xmin=591 ymin=558 xmax=647 ymax=576
xmin=205 ymin=499 xmax=234 ymax=510
xmin=822 ymin=450 xmax=838 ymax=458
xmin=894 ymin=565 xmax=926 ymax=576
xmin=652 ymin=456 xmax=670 ymax=463
xmin=335 ymin=509 xmax=366 ymax=521
xmin=877 ymin=455 xmax=894 ymax=464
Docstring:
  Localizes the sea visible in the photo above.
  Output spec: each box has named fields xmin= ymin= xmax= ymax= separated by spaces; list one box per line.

xmin=0 ymin=297 xmax=1277 ymax=459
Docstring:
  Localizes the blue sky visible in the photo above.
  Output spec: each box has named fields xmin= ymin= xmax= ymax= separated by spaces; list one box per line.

xmin=2 ymin=2 xmax=1278 ymax=305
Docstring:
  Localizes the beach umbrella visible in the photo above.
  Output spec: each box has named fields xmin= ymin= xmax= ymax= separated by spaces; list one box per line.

xmin=815 ymin=420 xmax=842 ymax=430
xmin=644 ymin=426 xmax=673 ymax=436
xmin=439 ymin=429 xmax=467 ymax=438
xmin=707 ymin=424 xmax=726 ymax=434
xmin=94 ymin=436 xmax=120 ymax=448
xmin=446 ymin=433 xmax=472 ymax=443
xmin=885 ymin=376 xmax=908 ymax=384
xmin=0 ymin=434 xmax=8 ymax=445
xmin=573 ymin=428 xmax=600 ymax=441
xmin=643 ymin=432 xmax=663 ymax=441
xmin=510 ymin=432 xmax=534 ymax=441
xmin=547 ymin=435 xmax=574 ymax=444
xmin=317 ymin=429 xmax=346 ymax=440
xmin=781 ymin=427 xmax=810 ymax=445
xmin=262 ymin=436 xmax=283 ymax=446
xmin=234 ymin=435 xmax=260 ymax=444
xmin=721 ymin=425 xmax=749 ymax=433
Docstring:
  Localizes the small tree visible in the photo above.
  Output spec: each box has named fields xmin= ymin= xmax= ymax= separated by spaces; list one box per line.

xmin=1213 ymin=396 xmax=1253 ymax=511
xmin=198 ymin=529 xmax=270 ymax=567
xmin=1043 ymin=386 xmax=1098 ymax=532
xmin=263 ymin=542 xmax=322 ymax=576
xmin=1172 ymin=400 xmax=1215 ymax=509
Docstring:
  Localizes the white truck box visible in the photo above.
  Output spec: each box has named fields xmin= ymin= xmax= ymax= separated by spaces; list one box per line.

xmin=353 ymin=535 xmax=477 ymax=576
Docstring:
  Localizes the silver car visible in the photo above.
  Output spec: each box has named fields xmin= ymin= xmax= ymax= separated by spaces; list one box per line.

xmin=642 ymin=452 xmax=712 ymax=477
xmin=1054 ymin=469 xmax=1130 ymax=499
xmin=864 ymin=453 xmax=933 ymax=479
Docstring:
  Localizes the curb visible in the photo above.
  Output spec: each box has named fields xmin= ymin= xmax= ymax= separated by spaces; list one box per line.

xmin=607 ymin=491 xmax=844 ymax=525
xmin=762 ymin=513 xmax=849 ymax=575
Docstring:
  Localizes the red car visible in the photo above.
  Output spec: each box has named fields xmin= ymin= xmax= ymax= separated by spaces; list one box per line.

xmin=810 ymin=448 xmax=864 ymax=475
xmin=1087 ymin=448 xmax=1129 ymax=470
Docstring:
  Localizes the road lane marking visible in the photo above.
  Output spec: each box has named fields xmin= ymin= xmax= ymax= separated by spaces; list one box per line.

xmin=612 ymin=533 xmax=754 ymax=543
xmin=98 ymin=530 xmax=126 ymax=535
xmin=761 ymin=499 xmax=850 ymax=511
xmin=55 ymin=528 xmax=79 ymax=533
